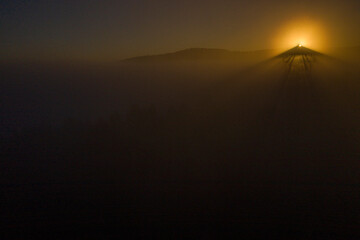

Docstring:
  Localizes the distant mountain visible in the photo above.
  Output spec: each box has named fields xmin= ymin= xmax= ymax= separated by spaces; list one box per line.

xmin=276 ymin=45 xmax=324 ymax=58
xmin=124 ymin=48 xmax=273 ymax=63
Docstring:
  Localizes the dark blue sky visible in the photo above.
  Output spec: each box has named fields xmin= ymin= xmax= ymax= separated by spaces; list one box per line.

xmin=1 ymin=0 xmax=359 ymax=61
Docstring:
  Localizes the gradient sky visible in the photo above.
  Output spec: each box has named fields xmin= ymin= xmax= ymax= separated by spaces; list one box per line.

xmin=1 ymin=0 xmax=359 ymax=61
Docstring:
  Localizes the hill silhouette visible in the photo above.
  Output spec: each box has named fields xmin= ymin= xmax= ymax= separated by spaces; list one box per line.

xmin=124 ymin=48 xmax=273 ymax=63
xmin=123 ymin=45 xmax=360 ymax=65
xmin=276 ymin=45 xmax=323 ymax=58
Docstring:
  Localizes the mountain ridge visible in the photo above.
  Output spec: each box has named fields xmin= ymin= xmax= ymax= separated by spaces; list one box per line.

xmin=123 ymin=48 xmax=274 ymax=63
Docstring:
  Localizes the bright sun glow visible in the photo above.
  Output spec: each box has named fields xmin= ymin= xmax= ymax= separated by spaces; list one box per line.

xmin=272 ymin=18 xmax=328 ymax=52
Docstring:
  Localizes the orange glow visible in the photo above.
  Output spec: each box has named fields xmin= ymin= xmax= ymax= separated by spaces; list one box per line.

xmin=273 ymin=18 xmax=328 ymax=52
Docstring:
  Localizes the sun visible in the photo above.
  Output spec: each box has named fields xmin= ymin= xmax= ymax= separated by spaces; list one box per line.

xmin=272 ymin=18 xmax=328 ymax=51
xmin=297 ymin=40 xmax=306 ymax=47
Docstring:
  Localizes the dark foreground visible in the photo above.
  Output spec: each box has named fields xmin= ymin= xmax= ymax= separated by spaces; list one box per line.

xmin=1 ymin=48 xmax=360 ymax=239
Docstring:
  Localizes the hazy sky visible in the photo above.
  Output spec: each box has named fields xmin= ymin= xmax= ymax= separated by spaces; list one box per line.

xmin=1 ymin=0 xmax=359 ymax=61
